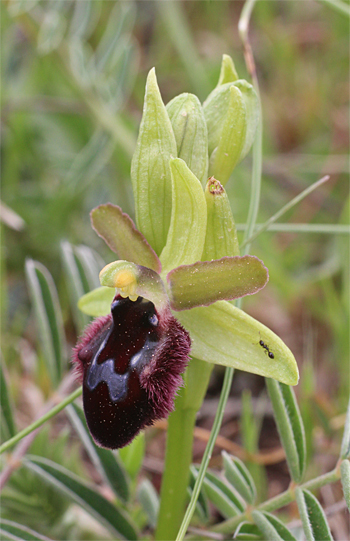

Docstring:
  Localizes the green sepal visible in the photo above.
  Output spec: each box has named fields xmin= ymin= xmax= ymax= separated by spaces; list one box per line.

xmin=216 ymin=54 xmax=239 ymax=86
xmin=234 ymin=80 xmax=260 ymax=161
xmin=167 ymin=256 xmax=268 ymax=310
xmin=160 ymin=158 xmax=207 ymax=274
xmin=91 ymin=204 xmax=161 ymax=273
xmin=176 ymin=301 xmax=299 ymax=385
xmin=208 ymin=85 xmax=245 ymax=184
xmin=203 ymin=177 xmax=240 ymax=260
xmin=78 ymin=286 xmax=114 ymax=316
xmin=100 ymin=260 xmax=168 ymax=312
xmin=166 ymin=93 xmax=208 ymax=184
xmin=130 ymin=68 xmax=177 ymax=255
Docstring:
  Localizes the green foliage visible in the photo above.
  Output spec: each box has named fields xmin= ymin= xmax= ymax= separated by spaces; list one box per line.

xmin=1 ymin=1 xmax=348 ymax=540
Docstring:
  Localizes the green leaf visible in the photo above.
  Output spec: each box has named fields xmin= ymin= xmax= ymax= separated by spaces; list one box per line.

xmin=61 ymin=241 xmax=103 ymax=332
xmin=160 ymin=158 xmax=207 ymax=273
xmin=0 ymin=359 xmax=16 ymax=439
xmin=340 ymin=459 xmax=350 ymax=511
xmin=67 ymin=403 xmax=129 ymax=502
xmin=131 ymin=68 xmax=177 ymax=255
xmin=296 ymin=488 xmax=333 ymax=541
xmin=203 ymin=177 xmax=239 ymax=260
xmin=24 ymin=456 xmax=138 ymax=540
xmin=266 ymin=379 xmax=306 ymax=482
xmin=176 ymin=301 xmax=299 ymax=385
xmin=222 ymin=451 xmax=256 ymax=505
xmin=340 ymin=397 xmax=350 ymax=459
xmin=252 ymin=511 xmax=297 ymax=541
xmin=192 ymin=467 xmax=245 ymax=519
xmin=166 ymin=93 xmax=208 ymax=184
xmin=167 ymin=255 xmax=268 ymax=310
xmin=234 ymin=521 xmax=263 ymax=540
xmin=137 ymin=479 xmax=159 ymax=529
xmin=25 ymin=259 xmax=66 ymax=386
xmin=90 ymin=204 xmax=161 ymax=273
xmin=208 ymin=84 xmax=247 ymax=184
xmin=78 ymin=286 xmax=114 ymax=317
xmin=216 ymin=54 xmax=239 ymax=86
xmin=119 ymin=433 xmax=145 ymax=480
xmin=0 ymin=519 xmax=53 ymax=541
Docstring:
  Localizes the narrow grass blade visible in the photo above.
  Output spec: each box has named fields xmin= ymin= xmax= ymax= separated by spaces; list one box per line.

xmin=25 ymin=259 xmax=66 ymax=386
xmin=340 ymin=397 xmax=350 ymax=459
xmin=24 ymin=456 xmax=138 ymax=540
xmin=340 ymin=460 xmax=350 ymax=511
xmin=0 ymin=359 xmax=16 ymax=439
xmin=222 ymin=451 xmax=256 ymax=505
xmin=67 ymin=403 xmax=129 ymax=502
xmin=192 ymin=467 xmax=245 ymax=519
xmin=295 ymin=488 xmax=333 ymax=541
xmin=137 ymin=479 xmax=159 ymax=529
xmin=266 ymin=379 xmax=306 ymax=483
xmin=0 ymin=519 xmax=53 ymax=541
xmin=252 ymin=510 xmax=297 ymax=541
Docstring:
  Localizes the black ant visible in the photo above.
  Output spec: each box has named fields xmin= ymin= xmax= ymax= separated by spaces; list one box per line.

xmin=259 ymin=339 xmax=274 ymax=359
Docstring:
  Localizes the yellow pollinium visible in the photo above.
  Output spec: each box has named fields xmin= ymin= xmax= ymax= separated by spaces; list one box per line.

xmin=114 ymin=269 xmax=138 ymax=301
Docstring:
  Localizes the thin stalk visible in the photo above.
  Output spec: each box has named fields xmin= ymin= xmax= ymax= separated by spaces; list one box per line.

xmin=213 ymin=465 xmax=341 ymax=534
xmin=236 ymin=223 xmax=350 ymax=235
xmin=240 ymin=175 xmax=330 ymax=248
xmin=155 ymin=406 xmax=197 ymax=540
xmin=0 ymin=387 xmax=82 ymax=455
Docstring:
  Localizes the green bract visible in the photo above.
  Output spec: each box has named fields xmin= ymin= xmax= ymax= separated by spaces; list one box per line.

xmin=78 ymin=57 xmax=299 ymax=386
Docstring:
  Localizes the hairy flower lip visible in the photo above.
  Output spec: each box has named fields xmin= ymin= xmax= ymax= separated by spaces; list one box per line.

xmin=72 ymin=294 xmax=191 ymax=449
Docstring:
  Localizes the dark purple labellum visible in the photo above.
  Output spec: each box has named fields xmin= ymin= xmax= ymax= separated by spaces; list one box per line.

xmin=73 ymin=295 xmax=191 ymax=449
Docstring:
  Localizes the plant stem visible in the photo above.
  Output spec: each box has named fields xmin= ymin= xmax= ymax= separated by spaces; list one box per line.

xmin=213 ymin=465 xmax=341 ymax=534
xmin=0 ymin=387 xmax=82 ymax=455
xmin=155 ymin=405 xmax=197 ymax=540
xmin=175 ymin=367 xmax=235 ymax=541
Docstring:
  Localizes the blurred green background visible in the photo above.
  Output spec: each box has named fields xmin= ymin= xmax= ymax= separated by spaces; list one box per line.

xmin=1 ymin=0 xmax=349 ymax=538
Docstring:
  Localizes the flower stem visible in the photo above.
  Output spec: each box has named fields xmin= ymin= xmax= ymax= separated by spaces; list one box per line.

xmin=0 ymin=387 xmax=82 ymax=455
xmin=155 ymin=404 xmax=197 ymax=541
